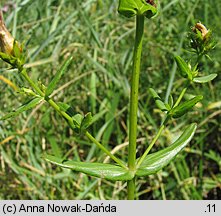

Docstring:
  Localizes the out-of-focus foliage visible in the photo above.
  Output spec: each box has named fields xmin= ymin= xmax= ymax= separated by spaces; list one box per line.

xmin=0 ymin=0 xmax=220 ymax=199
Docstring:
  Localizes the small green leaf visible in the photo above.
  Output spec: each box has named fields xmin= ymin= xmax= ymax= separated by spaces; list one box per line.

xmin=20 ymin=87 xmax=37 ymax=97
xmin=136 ymin=123 xmax=197 ymax=176
xmin=13 ymin=41 xmax=22 ymax=59
xmin=57 ymin=102 xmax=82 ymax=131
xmin=57 ymin=102 xmax=75 ymax=117
xmin=0 ymin=50 xmax=23 ymax=69
xmin=65 ymin=114 xmax=84 ymax=134
xmin=174 ymin=56 xmax=193 ymax=80
xmin=168 ymin=94 xmax=174 ymax=108
xmin=73 ymin=114 xmax=83 ymax=126
xmin=45 ymin=56 xmax=73 ymax=97
xmin=164 ymin=103 xmax=171 ymax=110
xmin=80 ymin=112 xmax=93 ymax=132
xmin=170 ymin=95 xmax=203 ymax=118
xmin=44 ymin=155 xmax=134 ymax=181
xmin=149 ymin=88 xmax=168 ymax=111
xmin=193 ymin=74 xmax=217 ymax=83
xmin=149 ymin=88 xmax=160 ymax=99
xmin=1 ymin=97 xmax=43 ymax=120
xmin=0 ymin=51 xmax=14 ymax=64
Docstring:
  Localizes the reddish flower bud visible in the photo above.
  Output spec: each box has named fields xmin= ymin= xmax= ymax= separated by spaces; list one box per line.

xmin=145 ymin=0 xmax=156 ymax=8
xmin=0 ymin=11 xmax=14 ymax=55
xmin=189 ymin=22 xmax=216 ymax=56
xmin=193 ymin=23 xmax=209 ymax=39
xmin=0 ymin=11 xmax=25 ymax=69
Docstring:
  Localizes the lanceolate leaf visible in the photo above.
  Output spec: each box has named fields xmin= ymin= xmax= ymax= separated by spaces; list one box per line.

xmin=174 ymin=56 xmax=192 ymax=80
xmin=136 ymin=123 xmax=197 ymax=177
xmin=0 ymin=51 xmax=17 ymax=66
xmin=168 ymin=94 xmax=174 ymax=108
xmin=73 ymin=114 xmax=83 ymax=126
xmin=57 ymin=102 xmax=82 ymax=132
xmin=193 ymin=73 xmax=217 ymax=83
xmin=57 ymin=102 xmax=75 ymax=117
xmin=80 ymin=112 xmax=93 ymax=132
xmin=149 ymin=88 xmax=168 ymax=111
xmin=13 ymin=41 xmax=21 ymax=58
xmin=45 ymin=56 xmax=73 ymax=97
xmin=170 ymin=95 xmax=203 ymax=118
xmin=44 ymin=155 xmax=134 ymax=181
xmin=1 ymin=97 xmax=43 ymax=120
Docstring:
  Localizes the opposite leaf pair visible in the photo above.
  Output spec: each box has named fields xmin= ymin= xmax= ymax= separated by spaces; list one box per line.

xmin=175 ymin=55 xmax=217 ymax=83
xmin=45 ymin=123 xmax=197 ymax=181
xmin=149 ymin=88 xmax=203 ymax=119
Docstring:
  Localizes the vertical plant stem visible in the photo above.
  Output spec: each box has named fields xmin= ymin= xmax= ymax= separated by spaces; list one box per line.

xmin=196 ymin=53 xmax=203 ymax=198
xmin=127 ymin=178 xmax=136 ymax=199
xmin=127 ymin=15 xmax=144 ymax=200
xmin=199 ymin=140 xmax=204 ymax=198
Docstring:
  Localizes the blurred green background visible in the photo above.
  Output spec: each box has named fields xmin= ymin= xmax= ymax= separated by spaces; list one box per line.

xmin=0 ymin=0 xmax=220 ymax=199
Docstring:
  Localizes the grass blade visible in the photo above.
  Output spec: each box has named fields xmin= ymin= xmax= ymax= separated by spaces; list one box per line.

xmin=45 ymin=56 xmax=73 ymax=97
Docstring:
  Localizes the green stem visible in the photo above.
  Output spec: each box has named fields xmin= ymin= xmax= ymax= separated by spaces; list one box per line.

xmin=85 ymin=132 xmax=127 ymax=169
xmin=173 ymin=53 xmax=202 ymax=109
xmin=196 ymin=53 xmax=203 ymax=66
xmin=173 ymin=81 xmax=190 ymax=108
xmin=199 ymin=140 xmax=204 ymax=198
xmin=137 ymin=124 xmax=165 ymax=168
xmin=136 ymin=82 xmax=190 ymax=168
xmin=173 ymin=87 xmax=187 ymax=107
xmin=127 ymin=15 xmax=144 ymax=200
xmin=21 ymin=69 xmax=44 ymax=97
xmin=127 ymin=178 xmax=136 ymax=200
xmin=196 ymin=54 xmax=204 ymax=198
xmin=20 ymin=69 xmax=126 ymax=169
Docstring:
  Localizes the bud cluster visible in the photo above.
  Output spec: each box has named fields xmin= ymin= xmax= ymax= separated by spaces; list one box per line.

xmin=0 ymin=11 xmax=25 ymax=70
xmin=189 ymin=22 xmax=217 ymax=56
